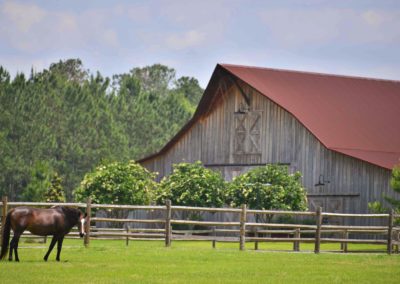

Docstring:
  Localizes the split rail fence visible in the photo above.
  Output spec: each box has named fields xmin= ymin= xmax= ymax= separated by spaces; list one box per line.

xmin=1 ymin=196 xmax=399 ymax=254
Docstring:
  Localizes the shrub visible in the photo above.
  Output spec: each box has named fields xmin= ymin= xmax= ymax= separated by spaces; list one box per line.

xmin=226 ymin=164 xmax=307 ymax=212
xmin=74 ymin=161 xmax=156 ymax=205
xmin=157 ymin=161 xmax=226 ymax=207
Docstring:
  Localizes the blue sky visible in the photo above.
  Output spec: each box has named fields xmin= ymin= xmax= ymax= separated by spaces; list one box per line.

xmin=0 ymin=0 xmax=399 ymax=87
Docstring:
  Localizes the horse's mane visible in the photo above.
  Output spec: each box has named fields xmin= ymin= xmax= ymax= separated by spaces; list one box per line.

xmin=52 ymin=206 xmax=81 ymax=222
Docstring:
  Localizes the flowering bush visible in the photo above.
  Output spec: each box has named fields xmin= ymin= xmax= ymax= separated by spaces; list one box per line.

xmin=226 ymin=164 xmax=307 ymax=211
xmin=74 ymin=161 xmax=156 ymax=205
xmin=157 ymin=161 xmax=226 ymax=207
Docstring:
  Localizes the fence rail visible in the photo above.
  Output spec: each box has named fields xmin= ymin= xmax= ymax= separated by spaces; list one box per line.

xmin=1 ymin=197 xmax=399 ymax=254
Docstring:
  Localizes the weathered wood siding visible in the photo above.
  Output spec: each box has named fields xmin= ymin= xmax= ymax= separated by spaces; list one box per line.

xmin=141 ymin=78 xmax=396 ymax=217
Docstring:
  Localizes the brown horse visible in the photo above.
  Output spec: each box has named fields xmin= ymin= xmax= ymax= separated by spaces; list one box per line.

xmin=0 ymin=206 xmax=86 ymax=262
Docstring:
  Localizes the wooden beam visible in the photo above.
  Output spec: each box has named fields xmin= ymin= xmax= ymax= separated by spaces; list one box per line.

xmin=315 ymin=206 xmax=322 ymax=254
xmin=240 ymin=204 xmax=247 ymax=251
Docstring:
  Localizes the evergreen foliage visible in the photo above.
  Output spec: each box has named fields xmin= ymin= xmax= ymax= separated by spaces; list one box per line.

xmin=21 ymin=161 xmax=53 ymax=202
xmin=44 ymin=173 xmax=66 ymax=202
xmin=0 ymin=60 xmax=203 ymax=201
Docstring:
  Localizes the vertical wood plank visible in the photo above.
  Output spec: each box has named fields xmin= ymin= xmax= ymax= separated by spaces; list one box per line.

xmin=84 ymin=198 xmax=91 ymax=247
xmin=315 ymin=206 xmax=322 ymax=254
xmin=387 ymin=209 xmax=394 ymax=255
xmin=240 ymin=204 xmax=247 ymax=251
xmin=165 ymin=200 xmax=172 ymax=247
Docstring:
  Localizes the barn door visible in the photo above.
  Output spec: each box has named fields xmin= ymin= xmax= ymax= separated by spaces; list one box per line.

xmin=325 ymin=197 xmax=343 ymax=225
xmin=309 ymin=198 xmax=324 ymax=212
xmin=308 ymin=197 xmax=344 ymax=225
xmin=233 ymin=111 xmax=262 ymax=163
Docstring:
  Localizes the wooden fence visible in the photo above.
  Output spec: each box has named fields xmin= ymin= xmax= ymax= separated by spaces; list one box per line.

xmin=1 ymin=197 xmax=399 ymax=254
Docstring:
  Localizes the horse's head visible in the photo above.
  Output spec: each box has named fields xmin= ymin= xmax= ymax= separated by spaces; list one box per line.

xmin=77 ymin=212 xmax=88 ymax=238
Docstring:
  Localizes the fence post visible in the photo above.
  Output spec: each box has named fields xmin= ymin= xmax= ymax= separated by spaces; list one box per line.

xmin=254 ymin=227 xmax=259 ymax=251
xmin=314 ymin=206 xmax=322 ymax=254
xmin=387 ymin=209 xmax=394 ymax=255
xmin=84 ymin=198 xmax=91 ymax=247
xmin=293 ymin=228 xmax=300 ymax=252
xmin=341 ymin=230 xmax=348 ymax=253
xmin=212 ymin=226 xmax=216 ymax=249
xmin=240 ymin=204 xmax=247 ymax=251
xmin=1 ymin=196 xmax=8 ymax=241
xmin=126 ymin=225 xmax=130 ymax=246
xmin=165 ymin=200 xmax=172 ymax=247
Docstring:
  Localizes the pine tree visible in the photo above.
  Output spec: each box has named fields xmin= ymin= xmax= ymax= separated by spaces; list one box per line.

xmin=44 ymin=173 xmax=65 ymax=202
xmin=0 ymin=61 xmax=203 ymax=200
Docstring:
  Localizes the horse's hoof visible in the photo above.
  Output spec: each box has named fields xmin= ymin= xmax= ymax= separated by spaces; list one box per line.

xmin=44 ymin=258 xmax=48 ymax=262
xmin=56 ymin=259 xmax=60 ymax=262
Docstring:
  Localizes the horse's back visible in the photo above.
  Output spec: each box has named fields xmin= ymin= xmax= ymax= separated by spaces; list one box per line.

xmin=9 ymin=207 xmax=34 ymax=225
xmin=10 ymin=207 xmax=63 ymax=236
xmin=9 ymin=207 xmax=34 ymax=233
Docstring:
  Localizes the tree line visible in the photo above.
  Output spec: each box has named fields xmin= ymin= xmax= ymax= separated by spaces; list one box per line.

xmin=0 ymin=59 xmax=203 ymax=201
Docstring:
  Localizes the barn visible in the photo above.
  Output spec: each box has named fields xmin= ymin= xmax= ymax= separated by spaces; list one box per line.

xmin=139 ymin=64 xmax=400 ymax=215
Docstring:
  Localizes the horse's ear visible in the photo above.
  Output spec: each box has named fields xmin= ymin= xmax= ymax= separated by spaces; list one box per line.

xmin=84 ymin=213 xmax=88 ymax=218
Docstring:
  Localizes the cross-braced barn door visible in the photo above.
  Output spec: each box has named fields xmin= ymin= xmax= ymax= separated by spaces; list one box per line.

xmin=309 ymin=197 xmax=344 ymax=225
xmin=233 ymin=111 xmax=262 ymax=163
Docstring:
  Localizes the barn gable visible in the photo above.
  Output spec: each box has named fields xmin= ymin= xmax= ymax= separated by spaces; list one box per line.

xmin=139 ymin=64 xmax=400 ymax=214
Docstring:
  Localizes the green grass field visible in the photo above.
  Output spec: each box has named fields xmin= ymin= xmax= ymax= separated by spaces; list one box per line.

xmin=0 ymin=239 xmax=399 ymax=283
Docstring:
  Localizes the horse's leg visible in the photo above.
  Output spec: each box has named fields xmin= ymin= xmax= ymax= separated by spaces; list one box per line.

xmin=8 ymin=236 xmax=15 ymax=261
xmin=13 ymin=233 xmax=22 ymax=262
xmin=56 ymin=236 xmax=65 ymax=261
xmin=43 ymin=236 xmax=57 ymax=261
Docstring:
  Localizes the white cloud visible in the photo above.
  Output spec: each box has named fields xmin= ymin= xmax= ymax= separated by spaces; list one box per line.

xmin=1 ymin=1 xmax=399 ymax=85
xmin=160 ymin=0 xmax=233 ymax=45
xmin=1 ymin=1 xmax=46 ymax=32
xmin=362 ymin=10 xmax=384 ymax=27
xmin=0 ymin=2 xmax=121 ymax=53
xmin=102 ymin=29 xmax=119 ymax=48
xmin=121 ymin=4 xmax=151 ymax=23
xmin=58 ymin=13 xmax=79 ymax=33
xmin=263 ymin=9 xmax=342 ymax=45
xmin=165 ymin=30 xmax=206 ymax=50
xmin=259 ymin=8 xmax=400 ymax=47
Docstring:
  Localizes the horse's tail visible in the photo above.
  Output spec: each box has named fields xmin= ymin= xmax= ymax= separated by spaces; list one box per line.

xmin=0 ymin=210 xmax=12 ymax=260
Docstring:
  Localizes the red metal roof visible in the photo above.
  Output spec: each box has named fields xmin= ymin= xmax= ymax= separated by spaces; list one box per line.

xmin=140 ymin=64 xmax=400 ymax=170
xmin=221 ymin=64 xmax=400 ymax=169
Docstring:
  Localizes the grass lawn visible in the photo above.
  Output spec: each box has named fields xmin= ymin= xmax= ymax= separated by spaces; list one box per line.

xmin=0 ymin=239 xmax=399 ymax=283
